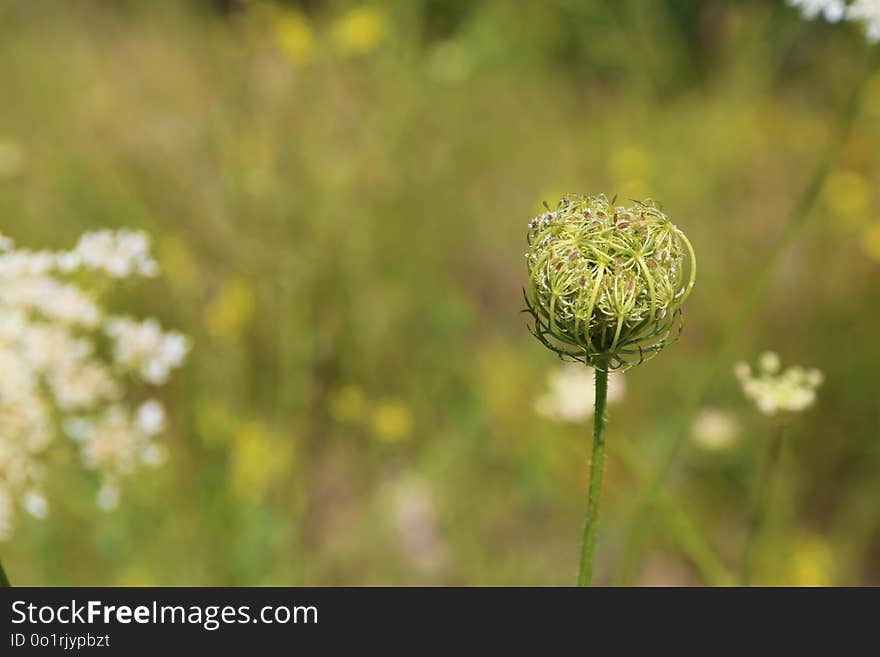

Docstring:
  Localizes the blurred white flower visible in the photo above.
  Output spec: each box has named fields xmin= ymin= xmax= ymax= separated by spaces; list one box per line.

xmin=787 ymin=0 xmax=880 ymax=42
xmin=22 ymin=491 xmax=49 ymax=520
xmin=386 ymin=474 xmax=449 ymax=575
xmin=847 ymin=0 xmax=880 ymax=41
xmin=96 ymin=482 xmax=120 ymax=512
xmin=0 ymin=229 xmax=188 ymax=540
xmin=73 ymin=229 xmax=159 ymax=278
xmin=105 ymin=318 xmax=190 ymax=385
xmin=734 ymin=352 xmax=824 ymax=416
xmin=786 ymin=0 xmax=846 ymax=21
xmin=758 ymin=351 xmax=781 ymax=375
xmin=136 ymin=400 xmax=167 ymax=437
xmin=138 ymin=443 xmax=166 ymax=467
xmin=534 ymin=363 xmax=625 ymax=423
xmin=691 ymin=408 xmax=741 ymax=451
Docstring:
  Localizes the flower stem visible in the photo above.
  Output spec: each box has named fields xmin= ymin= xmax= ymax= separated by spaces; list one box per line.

xmin=742 ymin=424 xmax=787 ymax=585
xmin=577 ymin=364 xmax=608 ymax=586
xmin=0 ymin=558 xmax=10 ymax=587
xmin=615 ymin=47 xmax=880 ymax=586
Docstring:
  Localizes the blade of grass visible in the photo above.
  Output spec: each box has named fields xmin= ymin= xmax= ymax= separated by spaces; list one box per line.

xmin=616 ymin=439 xmax=735 ymax=586
xmin=742 ymin=424 xmax=787 ymax=585
xmin=616 ymin=47 xmax=880 ymax=586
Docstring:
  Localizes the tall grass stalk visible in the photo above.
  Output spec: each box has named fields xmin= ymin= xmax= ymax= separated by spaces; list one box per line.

xmin=616 ymin=48 xmax=880 ymax=586
xmin=615 ymin=440 xmax=735 ymax=586
xmin=742 ymin=424 xmax=787 ymax=585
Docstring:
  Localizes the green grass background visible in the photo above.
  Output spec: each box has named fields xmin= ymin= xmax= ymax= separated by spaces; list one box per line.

xmin=1 ymin=0 xmax=879 ymax=585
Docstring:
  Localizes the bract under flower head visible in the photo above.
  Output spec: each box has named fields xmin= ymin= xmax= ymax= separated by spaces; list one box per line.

xmin=524 ymin=194 xmax=695 ymax=370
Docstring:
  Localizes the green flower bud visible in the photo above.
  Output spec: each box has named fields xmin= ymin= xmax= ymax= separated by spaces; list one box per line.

xmin=524 ymin=194 xmax=696 ymax=370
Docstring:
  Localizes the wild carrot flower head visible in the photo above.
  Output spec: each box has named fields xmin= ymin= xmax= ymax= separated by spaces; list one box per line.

xmin=734 ymin=351 xmax=824 ymax=416
xmin=524 ymin=194 xmax=695 ymax=370
xmin=0 ymin=230 xmax=189 ymax=540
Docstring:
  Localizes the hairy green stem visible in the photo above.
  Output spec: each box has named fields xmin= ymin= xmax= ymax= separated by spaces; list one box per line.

xmin=577 ymin=365 xmax=608 ymax=586
xmin=0 ymin=558 xmax=10 ymax=587
xmin=742 ymin=424 xmax=787 ymax=585
xmin=615 ymin=48 xmax=880 ymax=586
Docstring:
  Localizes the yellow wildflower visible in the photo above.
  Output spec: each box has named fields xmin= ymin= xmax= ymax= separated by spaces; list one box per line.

xmin=331 ymin=6 xmax=388 ymax=56
xmin=204 ymin=278 xmax=255 ymax=341
xmin=371 ymin=399 xmax=413 ymax=443
xmin=157 ymin=235 xmax=201 ymax=297
xmin=790 ymin=535 xmax=833 ymax=587
xmin=859 ymin=220 xmax=880 ymax=261
xmin=275 ymin=10 xmax=316 ymax=65
xmin=328 ymin=385 xmax=368 ymax=424
xmin=231 ymin=420 xmax=291 ymax=500
xmin=823 ymin=170 xmax=871 ymax=230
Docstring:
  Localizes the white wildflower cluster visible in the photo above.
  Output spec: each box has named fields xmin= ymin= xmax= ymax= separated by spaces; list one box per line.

xmin=67 ymin=230 xmax=159 ymax=278
xmin=787 ymin=0 xmax=880 ymax=43
xmin=734 ymin=351 xmax=824 ymax=416
xmin=534 ymin=363 xmax=626 ymax=423
xmin=0 ymin=230 xmax=189 ymax=540
xmin=105 ymin=318 xmax=189 ymax=385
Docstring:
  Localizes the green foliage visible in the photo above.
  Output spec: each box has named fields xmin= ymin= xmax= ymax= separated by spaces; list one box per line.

xmin=2 ymin=0 xmax=880 ymax=585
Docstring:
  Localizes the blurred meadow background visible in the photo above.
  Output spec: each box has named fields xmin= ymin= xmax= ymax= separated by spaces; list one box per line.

xmin=2 ymin=0 xmax=880 ymax=586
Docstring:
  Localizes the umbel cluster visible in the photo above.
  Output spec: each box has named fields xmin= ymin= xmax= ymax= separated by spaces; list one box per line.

xmin=524 ymin=194 xmax=695 ymax=371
